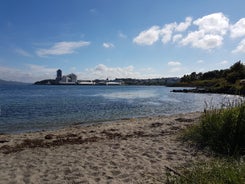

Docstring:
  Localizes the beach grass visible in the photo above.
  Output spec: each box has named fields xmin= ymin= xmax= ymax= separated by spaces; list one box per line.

xmin=167 ymin=101 xmax=245 ymax=183
xmin=183 ymin=101 xmax=245 ymax=156
xmin=166 ymin=159 xmax=245 ymax=184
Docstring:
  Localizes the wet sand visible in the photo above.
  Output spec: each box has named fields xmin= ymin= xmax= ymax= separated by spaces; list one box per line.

xmin=0 ymin=112 xmax=212 ymax=183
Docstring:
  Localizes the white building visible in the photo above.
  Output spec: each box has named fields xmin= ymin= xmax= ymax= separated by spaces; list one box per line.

xmin=67 ymin=73 xmax=77 ymax=83
xmin=78 ymin=80 xmax=95 ymax=85
xmin=59 ymin=73 xmax=77 ymax=84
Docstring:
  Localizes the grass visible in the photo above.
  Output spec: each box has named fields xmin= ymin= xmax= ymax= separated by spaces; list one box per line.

xmin=166 ymin=101 xmax=245 ymax=183
xmin=183 ymin=101 xmax=245 ymax=156
xmin=166 ymin=159 xmax=245 ymax=184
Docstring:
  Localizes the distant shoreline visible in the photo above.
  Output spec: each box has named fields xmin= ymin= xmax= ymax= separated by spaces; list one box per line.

xmin=34 ymin=77 xmax=180 ymax=86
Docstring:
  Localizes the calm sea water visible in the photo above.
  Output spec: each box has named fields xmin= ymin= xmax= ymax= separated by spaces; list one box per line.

xmin=0 ymin=84 xmax=240 ymax=133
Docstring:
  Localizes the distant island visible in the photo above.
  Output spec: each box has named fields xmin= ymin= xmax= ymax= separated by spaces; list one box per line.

xmin=34 ymin=69 xmax=180 ymax=86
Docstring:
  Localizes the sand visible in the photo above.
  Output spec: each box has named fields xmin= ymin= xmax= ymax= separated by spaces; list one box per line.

xmin=0 ymin=112 xmax=212 ymax=184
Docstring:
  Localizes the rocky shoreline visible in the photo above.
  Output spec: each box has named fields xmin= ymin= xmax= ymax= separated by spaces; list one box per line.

xmin=171 ymin=87 xmax=244 ymax=96
xmin=171 ymin=88 xmax=210 ymax=93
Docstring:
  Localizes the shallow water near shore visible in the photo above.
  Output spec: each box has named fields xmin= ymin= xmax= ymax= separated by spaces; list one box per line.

xmin=0 ymin=85 xmax=241 ymax=133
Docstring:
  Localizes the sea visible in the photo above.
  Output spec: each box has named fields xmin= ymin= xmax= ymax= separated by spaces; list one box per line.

xmin=0 ymin=84 xmax=241 ymax=134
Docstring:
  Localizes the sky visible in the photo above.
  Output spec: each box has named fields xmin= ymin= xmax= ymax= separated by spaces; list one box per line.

xmin=0 ymin=0 xmax=245 ymax=83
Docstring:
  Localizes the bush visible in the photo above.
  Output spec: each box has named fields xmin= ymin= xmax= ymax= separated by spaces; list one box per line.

xmin=184 ymin=102 xmax=245 ymax=156
xmin=166 ymin=101 xmax=245 ymax=183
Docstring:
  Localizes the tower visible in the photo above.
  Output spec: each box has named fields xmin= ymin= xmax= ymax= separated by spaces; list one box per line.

xmin=56 ymin=69 xmax=62 ymax=81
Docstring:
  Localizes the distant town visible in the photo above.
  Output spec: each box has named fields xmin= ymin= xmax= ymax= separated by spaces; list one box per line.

xmin=34 ymin=69 xmax=180 ymax=86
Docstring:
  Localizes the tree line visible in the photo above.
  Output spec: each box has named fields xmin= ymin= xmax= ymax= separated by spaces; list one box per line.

xmin=181 ymin=61 xmax=245 ymax=84
xmin=177 ymin=61 xmax=245 ymax=95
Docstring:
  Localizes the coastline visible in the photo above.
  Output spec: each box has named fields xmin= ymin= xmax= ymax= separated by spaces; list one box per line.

xmin=171 ymin=87 xmax=245 ymax=96
xmin=0 ymin=112 xmax=213 ymax=183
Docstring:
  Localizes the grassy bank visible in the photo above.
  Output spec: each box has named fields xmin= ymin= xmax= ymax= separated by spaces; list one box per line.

xmin=167 ymin=102 xmax=245 ymax=183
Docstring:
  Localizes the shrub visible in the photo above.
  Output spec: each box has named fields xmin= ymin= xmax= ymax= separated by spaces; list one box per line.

xmin=184 ymin=102 xmax=245 ymax=156
xmin=167 ymin=101 xmax=245 ymax=183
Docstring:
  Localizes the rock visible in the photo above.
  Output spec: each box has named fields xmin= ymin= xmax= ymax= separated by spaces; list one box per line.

xmin=44 ymin=134 xmax=54 ymax=140
xmin=0 ymin=139 xmax=8 ymax=143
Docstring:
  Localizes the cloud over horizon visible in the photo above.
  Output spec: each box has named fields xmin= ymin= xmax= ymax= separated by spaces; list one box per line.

xmin=0 ymin=64 xmax=162 ymax=83
xmin=0 ymin=65 xmax=57 ymax=83
xmin=80 ymin=64 xmax=140 ymax=80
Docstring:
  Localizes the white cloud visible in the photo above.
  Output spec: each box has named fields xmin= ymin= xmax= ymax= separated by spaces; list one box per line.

xmin=133 ymin=13 xmax=228 ymax=49
xmin=27 ymin=64 xmax=57 ymax=76
xmin=133 ymin=26 xmax=161 ymax=45
xmin=181 ymin=30 xmax=202 ymax=45
xmin=160 ymin=17 xmax=192 ymax=44
xmin=168 ymin=61 xmax=182 ymax=66
xmin=166 ymin=61 xmax=187 ymax=76
xmin=175 ymin=17 xmax=192 ymax=32
xmin=180 ymin=13 xmax=229 ymax=50
xmin=232 ymin=38 xmax=245 ymax=53
xmin=219 ymin=60 xmax=229 ymax=65
xmin=196 ymin=34 xmax=223 ymax=49
xmin=0 ymin=63 xmax=162 ymax=83
xmin=0 ymin=66 xmax=28 ymax=82
xmin=230 ymin=18 xmax=245 ymax=38
xmin=193 ymin=12 xmax=229 ymax=35
xmin=77 ymin=64 xmax=161 ymax=80
xmin=197 ymin=60 xmax=204 ymax=64
xmin=133 ymin=16 xmax=193 ymax=46
xmin=82 ymin=64 xmax=140 ymax=79
xmin=133 ymin=18 xmax=189 ymax=46
xmin=181 ymin=30 xmax=223 ymax=49
xmin=172 ymin=34 xmax=183 ymax=42
xmin=103 ymin=42 xmax=114 ymax=48
xmin=36 ymin=41 xmax=90 ymax=57
xmin=169 ymin=67 xmax=182 ymax=73
xmin=160 ymin=23 xmax=176 ymax=44
xmin=132 ymin=12 xmax=245 ymax=53
xmin=15 ymin=48 xmax=32 ymax=57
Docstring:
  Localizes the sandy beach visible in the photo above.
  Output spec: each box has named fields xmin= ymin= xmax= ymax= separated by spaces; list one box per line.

xmin=0 ymin=112 xmax=212 ymax=184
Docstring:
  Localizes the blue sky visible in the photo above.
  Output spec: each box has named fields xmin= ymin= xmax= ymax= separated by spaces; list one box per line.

xmin=0 ymin=0 xmax=245 ymax=82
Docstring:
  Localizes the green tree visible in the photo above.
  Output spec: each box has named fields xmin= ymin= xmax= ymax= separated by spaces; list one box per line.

xmin=226 ymin=61 xmax=245 ymax=83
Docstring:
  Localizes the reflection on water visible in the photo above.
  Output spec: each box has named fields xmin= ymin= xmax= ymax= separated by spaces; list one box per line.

xmin=0 ymin=85 xmax=242 ymax=133
xmin=99 ymin=90 xmax=157 ymax=100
